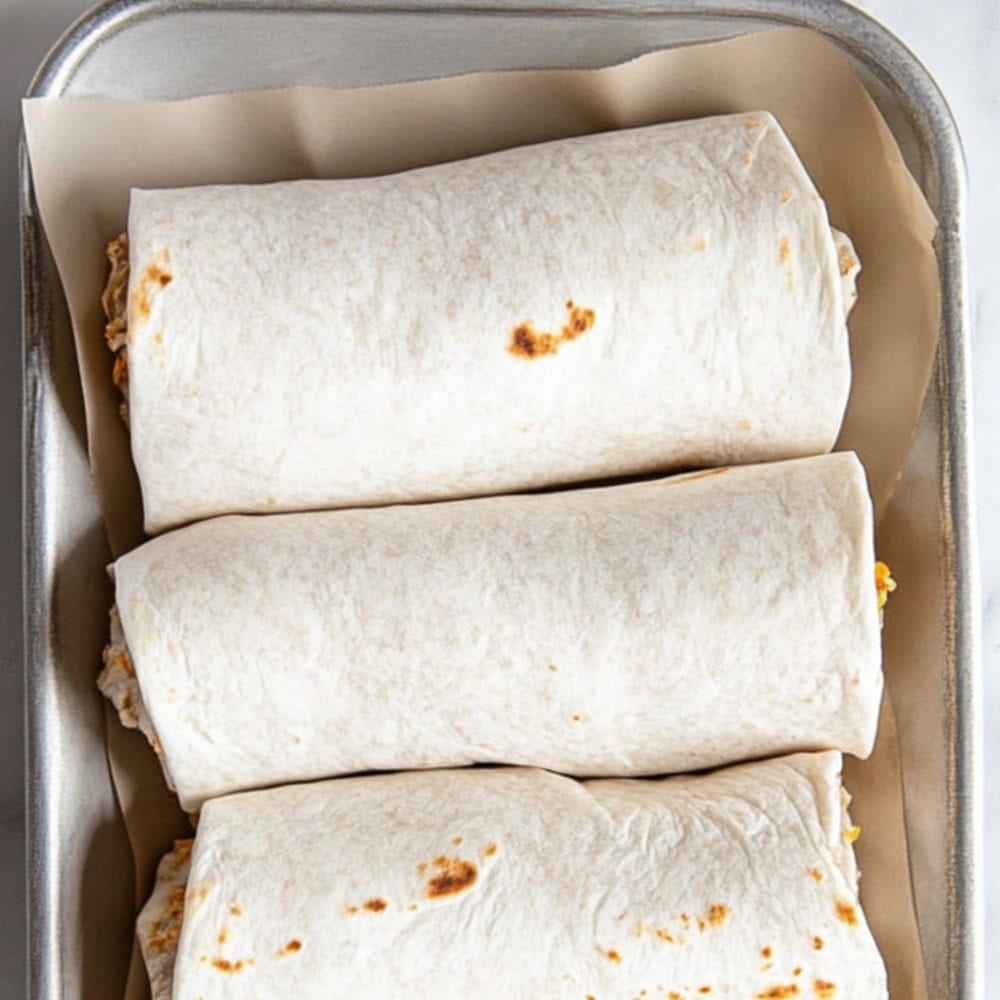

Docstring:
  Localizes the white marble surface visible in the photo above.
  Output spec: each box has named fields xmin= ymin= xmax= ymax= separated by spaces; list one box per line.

xmin=0 ymin=1 xmax=995 ymax=996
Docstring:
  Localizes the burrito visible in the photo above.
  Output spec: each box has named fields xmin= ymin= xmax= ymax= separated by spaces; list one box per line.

xmin=103 ymin=111 xmax=861 ymax=532
xmin=100 ymin=451 xmax=886 ymax=812
xmin=139 ymin=753 xmax=888 ymax=999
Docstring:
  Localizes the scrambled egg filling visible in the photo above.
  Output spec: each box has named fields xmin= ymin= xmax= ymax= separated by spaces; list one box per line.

xmin=875 ymin=561 xmax=896 ymax=610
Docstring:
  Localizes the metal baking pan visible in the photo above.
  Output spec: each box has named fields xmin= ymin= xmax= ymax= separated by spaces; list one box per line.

xmin=22 ymin=1 xmax=979 ymax=998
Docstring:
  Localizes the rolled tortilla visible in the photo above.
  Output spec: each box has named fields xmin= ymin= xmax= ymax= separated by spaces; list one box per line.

xmin=100 ymin=452 xmax=884 ymax=812
xmin=138 ymin=753 xmax=888 ymax=999
xmin=105 ymin=111 xmax=860 ymax=533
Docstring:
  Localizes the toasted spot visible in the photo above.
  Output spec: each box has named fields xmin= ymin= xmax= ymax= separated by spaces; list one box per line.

xmin=604 ymin=949 xmax=621 ymax=963
xmin=699 ymin=989 xmax=712 ymax=995
xmin=571 ymin=714 xmax=584 ymax=722
xmin=694 ymin=236 xmax=706 ymax=251
xmin=508 ymin=302 xmax=596 ymax=359
xmin=426 ymin=856 xmax=478 ymax=899
xmin=344 ymin=906 xmax=358 ymax=916
xmin=813 ymin=981 xmax=836 ymax=998
xmin=229 ymin=906 xmax=242 ymax=917
xmin=761 ymin=947 xmax=773 ymax=959
xmin=363 ymin=898 xmax=387 ymax=913
xmin=742 ymin=152 xmax=753 ymax=165
xmin=408 ymin=904 xmax=418 ymax=912
xmin=813 ymin=936 xmax=824 ymax=950
xmin=810 ymin=868 xmax=824 ymax=882
xmin=416 ymin=863 xmax=428 ymax=875
xmin=739 ymin=419 xmax=752 ymax=430
xmin=843 ymin=826 xmax=861 ymax=844
xmin=780 ymin=190 xmax=793 ymax=203
xmin=743 ymin=117 xmax=762 ymax=129
xmin=548 ymin=664 xmax=559 ymax=672
xmin=707 ymin=904 xmax=729 ymax=927
xmin=779 ymin=236 xmax=791 ymax=264
xmin=452 ymin=836 xmax=463 ymax=846
xmin=482 ymin=843 xmax=498 ymax=858
xmin=280 ymin=939 xmax=302 ymax=955
xmin=211 ymin=958 xmax=251 ymax=974
xmin=217 ymin=926 xmax=228 ymax=945
xmin=794 ymin=967 xmax=803 ymax=976
xmin=131 ymin=253 xmax=173 ymax=324
xmin=835 ymin=900 xmax=858 ymax=926
xmin=756 ymin=987 xmax=799 ymax=999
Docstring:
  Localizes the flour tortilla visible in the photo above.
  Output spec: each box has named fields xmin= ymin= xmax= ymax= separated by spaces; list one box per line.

xmin=100 ymin=452 xmax=883 ymax=813
xmin=116 ymin=111 xmax=859 ymax=533
xmin=138 ymin=754 xmax=887 ymax=999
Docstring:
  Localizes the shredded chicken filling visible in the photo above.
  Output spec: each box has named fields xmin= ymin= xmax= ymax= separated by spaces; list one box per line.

xmin=98 ymin=605 xmax=176 ymax=795
xmin=102 ymin=233 xmax=130 ymax=424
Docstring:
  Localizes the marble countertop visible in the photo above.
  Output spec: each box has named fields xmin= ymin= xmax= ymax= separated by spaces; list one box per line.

xmin=0 ymin=0 xmax=994 ymax=995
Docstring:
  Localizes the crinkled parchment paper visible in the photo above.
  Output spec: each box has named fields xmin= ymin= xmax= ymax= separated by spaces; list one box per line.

xmin=22 ymin=25 xmax=938 ymax=1000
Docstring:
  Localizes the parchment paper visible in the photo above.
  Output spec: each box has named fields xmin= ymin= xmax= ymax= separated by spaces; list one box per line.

xmin=22 ymin=25 xmax=938 ymax=1000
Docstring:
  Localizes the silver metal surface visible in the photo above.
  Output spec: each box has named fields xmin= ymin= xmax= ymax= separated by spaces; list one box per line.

xmin=22 ymin=1 xmax=979 ymax=998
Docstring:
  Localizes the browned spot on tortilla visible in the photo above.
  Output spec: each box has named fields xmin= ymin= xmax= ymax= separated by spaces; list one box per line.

xmin=813 ymin=981 xmax=836 ymax=998
xmin=756 ymin=987 xmax=799 ymax=999
xmin=739 ymin=419 xmax=752 ymax=430
xmin=408 ymin=904 xmax=418 ymax=911
xmin=229 ymin=905 xmax=242 ymax=917
xmin=694 ymin=236 xmax=706 ymax=251
xmin=699 ymin=989 xmax=712 ymax=995
xmin=211 ymin=958 xmax=252 ymax=973
xmin=363 ymin=898 xmax=387 ymax=913
xmin=548 ymin=663 xmax=559 ymax=672
xmin=571 ymin=713 xmax=583 ymax=722
xmin=761 ymin=947 xmax=773 ymax=959
xmin=344 ymin=905 xmax=358 ymax=916
xmin=742 ymin=152 xmax=753 ymax=165
xmin=604 ymin=949 xmax=621 ymax=963
xmin=670 ymin=993 xmax=683 ymax=1000
xmin=426 ymin=856 xmax=478 ymax=899
xmin=452 ymin=836 xmax=463 ymax=846
xmin=281 ymin=939 xmax=302 ymax=955
xmin=707 ymin=904 xmax=729 ymax=927
xmin=743 ymin=117 xmax=762 ymax=128
xmin=793 ymin=967 xmax=803 ymax=976
xmin=508 ymin=301 xmax=596 ymax=359
xmin=680 ymin=914 xmax=690 ymax=925
xmin=781 ymin=190 xmax=793 ymax=203
xmin=835 ymin=900 xmax=858 ymax=926
xmin=482 ymin=843 xmax=498 ymax=858
xmin=810 ymin=868 xmax=824 ymax=882
xmin=813 ymin=936 xmax=824 ymax=950
xmin=144 ymin=885 xmax=186 ymax=955
xmin=217 ymin=926 xmax=228 ymax=945
xmin=153 ymin=332 xmax=163 ymax=345
xmin=779 ymin=236 xmax=791 ymax=264
xmin=131 ymin=253 xmax=173 ymax=325
xmin=292 ymin=735 xmax=302 ymax=744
